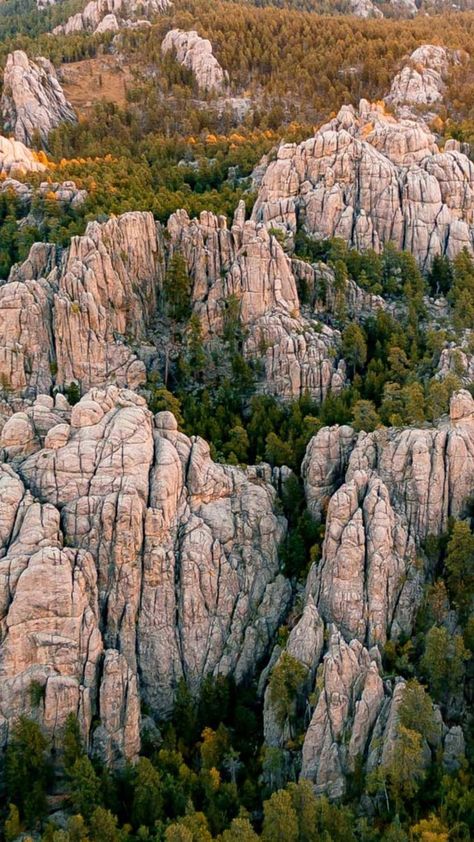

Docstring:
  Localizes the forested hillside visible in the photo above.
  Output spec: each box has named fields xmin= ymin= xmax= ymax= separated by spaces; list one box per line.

xmin=0 ymin=0 xmax=471 ymax=841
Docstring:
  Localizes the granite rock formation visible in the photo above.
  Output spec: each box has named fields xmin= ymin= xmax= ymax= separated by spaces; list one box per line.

xmin=1 ymin=51 xmax=76 ymax=147
xmin=0 ymin=135 xmax=46 ymax=176
xmin=261 ymin=389 xmax=474 ymax=798
xmin=252 ymin=100 xmax=474 ymax=268
xmin=0 ymin=205 xmax=346 ymax=406
xmin=0 ymin=386 xmax=289 ymax=756
xmin=167 ymin=205 xmax=346 ymax=401
xmin=53 ymin=0 xmax=171 ymax=36
xmin=0 ymin=212 xmax=164 ymax=399
xmin=386 ymin=45 xmax=461 ymax=118
xmin=161 ymin=30 xmax=229 ymax=94
xmin=1 ymin=179 xmax=87 ymax=209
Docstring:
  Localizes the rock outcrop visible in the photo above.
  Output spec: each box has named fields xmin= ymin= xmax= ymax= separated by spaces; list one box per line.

xmin=1 ymin=179 xmax=87 ymax=209
xmin=0 ymin=386 xmax=289 ymax=754
xmin=167 ymin=205 xmax=346 ymax=401
xmin=349 ymin=0 xmax=382 ymax=18
xmin=1 ymin=51 xmax=76 ymax=147
xmin=386 ymin=45 xmax=461 ymax=119
xmin=0 ymin=212 xmax=164 ymax=399
xmin=301 ymin=390 xmax=474 ymax=649
xmin=161 ymin=30 xmax=229 ymax=94
xmin=301 ymin=628 xmax=384 ymax=799
xmin=252 ymin=100 xmax=474 ymax=268
xmin=0 ymin=205 xmax=346 ymax=406
xmin=0 ymin=135 xmax=47 ymax=176
xmin=261 ymin=390 xmax=474 ymax=799
xmin=437 ymin=338 xmax=474 ymax=385
xmin=53 ymin=0 xmax=171 ymax=36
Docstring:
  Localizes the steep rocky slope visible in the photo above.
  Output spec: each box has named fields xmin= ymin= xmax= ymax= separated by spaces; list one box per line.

xmin=252 ymin=100 xmax=474 ymax=268
xmin=1 ymin=51 xmax=76 ymax=147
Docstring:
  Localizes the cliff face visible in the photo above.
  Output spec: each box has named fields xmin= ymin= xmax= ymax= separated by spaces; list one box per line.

xmin=261 ymin=389 xmax=474 ymax=798
xmin=0 ymin=386 xmax=470 ymax=782
xmin=0 ymin=386 xmax=288 ymax=757
xmin=252 ymin=100 xmax=474 ymax=269
xmin=168 ymin=206 xmax=346 ymax=401
xmin=1 ymin=51 xmax=76 ymax=147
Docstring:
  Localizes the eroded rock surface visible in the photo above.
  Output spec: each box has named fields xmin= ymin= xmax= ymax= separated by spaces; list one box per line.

xmin=0 ymin=135 xmax=46 ymax=176
xmin=0 ymin=211 xmax=164 ymax=399
xmin=1 ymin=51 xmax=76 ymax=147
xmin=302 ymin=391 xmax=474 ymax=649
xmin=258 ymin=390 xmax=474 ymax=797
xmin=386 ymin=45 xmax=461 ymax=119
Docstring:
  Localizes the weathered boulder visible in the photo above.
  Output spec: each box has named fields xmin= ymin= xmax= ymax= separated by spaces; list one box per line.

xmin=161 ymin=29 xmax=229 ymax=94
xmin=1 ymin=51 xmax=76 ymax=147
xmin=302 ymin=424 xmax=358 ymax=522
xmin=0 ymin=178 xmax=87 ymax=209
xmin=301 ymin=628 xmax=384 ymax=799
xmin=312 ymin=469 xmax=417 ymax=647
xmin=301 ymin=390 xmax=474 ymax=649
xmin=0 ymin=279 xmax=55 ymax=398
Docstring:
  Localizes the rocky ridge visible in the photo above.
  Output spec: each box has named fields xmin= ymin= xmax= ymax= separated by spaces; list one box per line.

xmin=53 ymin=0 xmax=171 ymax=36
xmin=161 ymin=29 xmax=229 ymax=94
xmin=167 ymin=205 xmax=346 ymax=401
xmin=1 ymin=51 xmax=76 ymax=148
xmin=0 ymin=205 xmax=346 ymax=406
xmin=252 ymin=99 xmax=474 ymax=268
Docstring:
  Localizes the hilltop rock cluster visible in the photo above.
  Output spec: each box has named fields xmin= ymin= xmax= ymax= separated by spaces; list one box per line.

xmin=0 ymin=206 xmax=347 ymax=405
xmin=253 ymin=99 xmax=474 ymax=269
xmin=386 ymin=44 xmax=462 ymax=118
xmin=161 ymin=29 xmax=229 ymax=94
xmin=1 ymin=51 xmax=76 ymax=147
xmin=53 ymin=0 xmax=171 ymax=36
